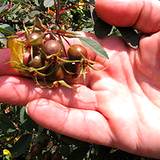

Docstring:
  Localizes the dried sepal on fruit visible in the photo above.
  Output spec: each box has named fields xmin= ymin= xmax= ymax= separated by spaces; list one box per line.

xmin=27 ymin=31 xmax=44 ymax=46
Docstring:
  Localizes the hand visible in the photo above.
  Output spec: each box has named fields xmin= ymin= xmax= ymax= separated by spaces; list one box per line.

xmin=0 ymin=0 xmax=160 ymax=158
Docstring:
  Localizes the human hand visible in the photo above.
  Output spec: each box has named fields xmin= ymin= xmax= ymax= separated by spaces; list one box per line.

xmin=0 ymin=0 xmax=160 ymax=158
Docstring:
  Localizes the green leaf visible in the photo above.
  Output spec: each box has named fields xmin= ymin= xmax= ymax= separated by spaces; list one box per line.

xmin=0 ymin=3 xmax=7 ymax=13
xmin=79 ymin=37 xmax=108 ymax=58
xmin=29 ymin=10 xmax=41 ymax=18
xmin=19 ymin=107 xmax=26 ymax=124
xmin=0 ymin=24 xmax=15 ymax=36
xmin=0 ymin=113 xmax=16 ymax=133
xmin=43 ymin=0 xmax=54 ymax=8
xmin=0 ymin=0 xmax=7 ymax=4
xmin=20 ymin=114 xmax=38 ymax=132
xmin=0 ymin=33 xmax=7 ymax=47
xmin=34 ymin=0 xmax=40 ymax=6
xmin=11 ymin=134 xmax=32 ymax=158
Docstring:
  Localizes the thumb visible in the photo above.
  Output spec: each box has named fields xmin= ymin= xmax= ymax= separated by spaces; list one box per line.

xmin=0 ymin=48 xmax=18 ymax=75
xmin=95 ymin=0 xmax=160 ymax=33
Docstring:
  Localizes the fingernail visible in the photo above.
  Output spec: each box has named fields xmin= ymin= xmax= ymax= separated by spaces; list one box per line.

xmin=25 ymin=105 xmax=29 ymax=115
xmin=25 ymin=103 xmax=36 ymax=115
xmin=25 ymin=99 xmax=48 ymax=115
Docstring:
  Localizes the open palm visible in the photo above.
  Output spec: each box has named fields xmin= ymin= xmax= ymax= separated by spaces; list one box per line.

xmin=0 ymin=0 xmax=160 ymax=158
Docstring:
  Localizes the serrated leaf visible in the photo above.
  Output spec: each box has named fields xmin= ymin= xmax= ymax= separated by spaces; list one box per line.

xmin=79 ymin=37 xmax=108 ymax=58
xmin=43 ymin=0 xmax=54 ymax=8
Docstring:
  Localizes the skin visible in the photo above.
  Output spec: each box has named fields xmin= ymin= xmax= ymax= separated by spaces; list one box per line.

xmin=0 ymin=0 xmax=160 ymax=158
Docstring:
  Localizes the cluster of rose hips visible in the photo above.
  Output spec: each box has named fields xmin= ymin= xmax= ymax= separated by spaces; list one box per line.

xmin=14 ymin=29 xmax=91 ymax=88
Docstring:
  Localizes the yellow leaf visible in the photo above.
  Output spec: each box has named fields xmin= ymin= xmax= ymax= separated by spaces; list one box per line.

xmin=7 ymin=37 xmax=24 ymax=67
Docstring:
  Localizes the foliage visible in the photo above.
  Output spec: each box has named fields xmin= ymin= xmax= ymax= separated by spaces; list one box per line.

xmin=0 ymin=0 xmax=149 ymax=159
xmin=0 ymin=0 xmax=93 ymax=31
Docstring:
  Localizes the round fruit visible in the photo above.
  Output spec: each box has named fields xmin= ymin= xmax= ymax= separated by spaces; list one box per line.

xmin=28 ymin=55 xmax=43 ymax=68
xmin=54 ymin=66 xmax=64 ymax=80
xmin=68 ymin=44 xmax=87 ymax=60
xmin=63 ymin=62 xmax=81 ymax=78
xmin=42 ymin=40 xmax=62 ymax=55
xmin=28 ymin=32 xmax=43 ymax=46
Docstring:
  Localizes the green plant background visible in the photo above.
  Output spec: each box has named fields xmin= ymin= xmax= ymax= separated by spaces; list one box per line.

xmin=0 ymin=0 xmax=155 ymax=159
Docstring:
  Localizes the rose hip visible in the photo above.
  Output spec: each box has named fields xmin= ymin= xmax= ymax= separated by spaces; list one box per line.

xmin=42 ymin=40 xmax=62 ymax=55
xmin=68 ymin=44 xmax=87 ymax=60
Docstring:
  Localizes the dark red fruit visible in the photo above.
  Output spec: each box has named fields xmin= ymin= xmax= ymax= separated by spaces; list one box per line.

xmin=42 ymin=40 xmax=62 ymax=55
xmin=54 ymin=66 xmax=64 ymax=80
xmin=42 ymin=33 xmax=52 ymax=44
xmin=63 ymin=62 xmax=81 ymax=79
xmin=68 ymin=44 xmax=87 ymax=60
xmin=28 ymin=32 xmax=43 ymax=46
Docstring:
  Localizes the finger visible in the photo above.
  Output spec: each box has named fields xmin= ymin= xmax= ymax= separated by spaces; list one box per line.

xmin=0 ymin=34 xmax=123 ymax=74
xmin=0 ymin=76 xmax=97 ymax=110
xmin=96 ymin=0 xmax=160 ymax=33
xmin=26 ymin=98 xmax=113 ymax=145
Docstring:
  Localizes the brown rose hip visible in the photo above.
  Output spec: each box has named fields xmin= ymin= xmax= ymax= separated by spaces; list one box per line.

xmin=68 ymin=44 xmax=87 ymax=60
xmin=28 ymin=55 xmax=43 ymax=68
xmin=42 ymin=40 xmax=62 ymax=55
xmin=28 ymin=32 xmax=43 ymax=46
